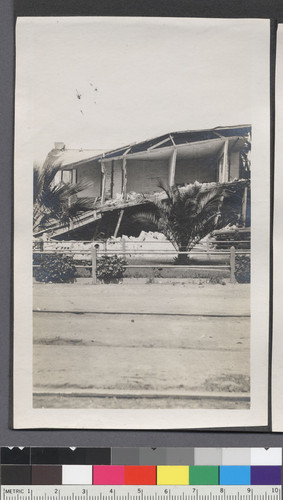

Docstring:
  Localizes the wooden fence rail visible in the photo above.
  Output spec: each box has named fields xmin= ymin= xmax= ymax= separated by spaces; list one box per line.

xmin=32 ymin=245 xmax=245 ymax=283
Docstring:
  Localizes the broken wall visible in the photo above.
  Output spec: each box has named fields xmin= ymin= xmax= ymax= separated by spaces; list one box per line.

xmin=126 ymin=159 xmax=169 ymax=193
xmin=104 ymin=160 xmax=123 ymax=199
xmin=175 ymin=158 xmax=217 ymax=185
xmin=77 ymin=161 xmax=101 ymax=198
xmin=229 ymin=151 xmax=241 ymax=180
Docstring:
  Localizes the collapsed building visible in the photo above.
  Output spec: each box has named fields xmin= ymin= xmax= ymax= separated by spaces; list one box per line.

xmin=37 ymin=125 xmax=251 ymax=240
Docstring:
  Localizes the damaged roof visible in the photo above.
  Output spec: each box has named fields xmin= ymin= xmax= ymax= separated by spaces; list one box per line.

xmin=43 ymin=147 xmax=107 ymax=169
xmin=45 ymin=125 xmax=251 ymax=169
xmin=102 ymin=125 xmax=251 ymax=160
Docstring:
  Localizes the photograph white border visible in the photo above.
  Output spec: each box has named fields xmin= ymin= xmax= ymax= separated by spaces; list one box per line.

xmin=14 ymin=17 xmax=270 ymax=429
xmin=272 ymin=22 xmax=283 ymax=432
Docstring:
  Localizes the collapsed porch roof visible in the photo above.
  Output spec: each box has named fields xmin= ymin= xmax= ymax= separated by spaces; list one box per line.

xmin=101 ymin=125 xmax=251 ymax=162
xmin=34 ymin=179 xmax=249 ymax=240
xmin=43 ymin=147 xmax=107 ymax=170
xmin=47 ymin=124 xmax=251 ymax=170
xmin=112 ymin=136 xmax=246 ymax=162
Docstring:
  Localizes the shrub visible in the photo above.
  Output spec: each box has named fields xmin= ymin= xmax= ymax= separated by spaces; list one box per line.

xmin=235 ymin=254 xmax=250 ymax=283
xmin=96 ymin=254 xmax=127 ymax=283
xmin=33 ymin=252 xmax=42 ymax=266
xmin=35 ymin=253 xmax=76 ymax=283
xmin=213 ymin=228 xmax=250 ymax=250
xmin=73 ymin=259 xmax=92 ymax=277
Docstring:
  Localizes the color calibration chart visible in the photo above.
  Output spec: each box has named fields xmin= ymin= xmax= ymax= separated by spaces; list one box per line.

xmin=0 ymin=448 xmax=282 ymax=500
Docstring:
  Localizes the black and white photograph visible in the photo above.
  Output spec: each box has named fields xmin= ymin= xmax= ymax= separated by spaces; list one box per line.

xmin=13 ymin=17 xmax=270 ymax=429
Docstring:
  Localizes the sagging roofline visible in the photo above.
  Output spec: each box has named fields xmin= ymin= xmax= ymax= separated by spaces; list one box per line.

xmin=100 ymin=124 xmax=251 ymax=160
xmin=57 ymin=124 xmax=251 ymax=169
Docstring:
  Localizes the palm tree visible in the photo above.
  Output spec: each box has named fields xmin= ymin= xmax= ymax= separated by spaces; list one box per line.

xmin=33 ymin=162 xmax=93 ymax=234
xmin=133 ymin=180 xmax=249 ymax=264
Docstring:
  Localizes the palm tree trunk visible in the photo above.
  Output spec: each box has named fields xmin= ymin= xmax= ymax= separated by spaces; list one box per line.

xmin=175 ymin=245 xmax=190 ymax=265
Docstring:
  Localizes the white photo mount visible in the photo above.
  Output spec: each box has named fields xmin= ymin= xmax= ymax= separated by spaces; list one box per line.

xmin=13 ymin=17 xmax=270 ymax=429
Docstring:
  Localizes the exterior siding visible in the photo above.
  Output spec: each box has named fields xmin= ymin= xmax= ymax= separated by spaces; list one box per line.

xmin=126 ymin=159 xmax=169 ymax=194
xmin=104 ymin=162 xmax=112 ymax=199
xmin=229 ymin=151 xmax=241 ymax=180
xmin=77 ymin=161 xmax=101 ymax=198
xmin=175 ymin=158 xmax=217 ymax=185
xmin=112 ymin=160 xmax=123 ymax=197
xmin=68 ymin=141 xmax=243 ymax=199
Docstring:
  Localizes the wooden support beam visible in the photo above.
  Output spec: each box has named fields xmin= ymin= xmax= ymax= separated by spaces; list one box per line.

xmin=223 ymin=139 xmax=229 ymax=182
xmin=72 ymin=168 xmax=77 ymax=184
xmin=110 ymin=160 xmax=114 ymax=198
xmin=148 ymin=137 xmax=171 ymax=150
xmin=114 ymin=209 xmax=124 ymax=238
xmin=168 ymin=148 xmax=177 ymax=186
xmin=121 ymin=148 xmax=131 ymax=199
xmin=101 ymin=161 xmax=106 ymax=204
xmin=122 ymin=156 xmax=127 ymax=200
xmin=242 ymin=185 xmax=248 ymax=226
xmin=169 ymin=133 xmax=176 ymax=146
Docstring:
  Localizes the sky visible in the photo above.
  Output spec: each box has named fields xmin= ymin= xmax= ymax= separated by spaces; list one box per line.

xmin=16 ymin=17 xmax=260 ymax=164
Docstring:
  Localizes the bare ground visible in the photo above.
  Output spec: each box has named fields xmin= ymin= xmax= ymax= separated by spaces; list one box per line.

xmin=33 ymin=283 xmax=250 ymax=409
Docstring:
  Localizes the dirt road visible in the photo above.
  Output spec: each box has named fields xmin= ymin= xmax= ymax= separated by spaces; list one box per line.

xmin=33 ymin=283 xmax=250 ymax=409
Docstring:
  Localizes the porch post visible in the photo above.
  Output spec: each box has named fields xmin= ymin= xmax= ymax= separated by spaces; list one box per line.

xmin=168 ymin=148 xmax=177 ymax=186
xmin=223 ymin=139 xmax=229 ymax=182
xmin=122 ymin=156 xmax=127 ymax=200
xmin=72 ymin=168 xmax=77 ymax=184
xmin=114 ymin=209 xmax=125 ymax=238
xmin=110 ymin=160 xmax=114 ymax=198
xmin=101 ymin=161 xmax=106 ymax=205
xmin=242 ymin=185 xmax=248 ymax=226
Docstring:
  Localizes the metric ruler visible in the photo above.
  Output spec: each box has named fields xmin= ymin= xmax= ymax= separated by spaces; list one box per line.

xmin=0 ymin=486 xmax=281 ymax=500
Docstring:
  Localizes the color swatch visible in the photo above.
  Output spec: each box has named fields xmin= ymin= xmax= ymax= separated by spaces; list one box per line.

xmin=124 ymin=466 xmax=156 ymax=485
xmin=31 ymin=465 xmax=62 ymax=485
xmin=194 ymin=448 xmax=222 ymax=466
xmin=30 ymin=448 xmax=111 ymax=465
xmin=62 ymin=465 xmax=92 ymax=485
xmin=222 ymin=448 xmax=251 ymax=465
xmin=0 ymin=448 xmax=282 ymax=486
xmin=1 ymin=465 xmax=31 ymax=485
xmin=250 ymin=466 xmax=282 ymax=485
xmin=157 ymin=466 xmax=189 ymax=485
xmin=219 ymin=466 xmax=251 ymax=485
xmin=93 ymin=466 xmax=124 ymax=485
xmin=189 ymin=466 xmax=218 ymax=485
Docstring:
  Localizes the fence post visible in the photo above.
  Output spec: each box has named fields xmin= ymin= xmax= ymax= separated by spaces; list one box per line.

xmin=206 ymin=237 xmax=211 ymax=260
xmin=230 ymin=246 xmax=236 ymax=284
xmin=39 ymin=238 xmax=44 ymax=263
xmin=121 ymin=236 xmax=126 ymax=255
xmin=91 ymin=247 xmax=97 ymax=284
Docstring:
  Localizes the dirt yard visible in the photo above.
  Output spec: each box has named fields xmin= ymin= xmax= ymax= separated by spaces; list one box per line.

xmin=33 ymin=282 xmax=250 ymax=409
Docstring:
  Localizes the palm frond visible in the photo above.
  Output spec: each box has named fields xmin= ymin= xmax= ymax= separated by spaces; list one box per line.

xmin=33 ymin=161 xmax=93 ymax=233
xmin=136 ymin=180 xmax=248 ymax=254
xmin=132 ymin=211 xmax=160 ymax=229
